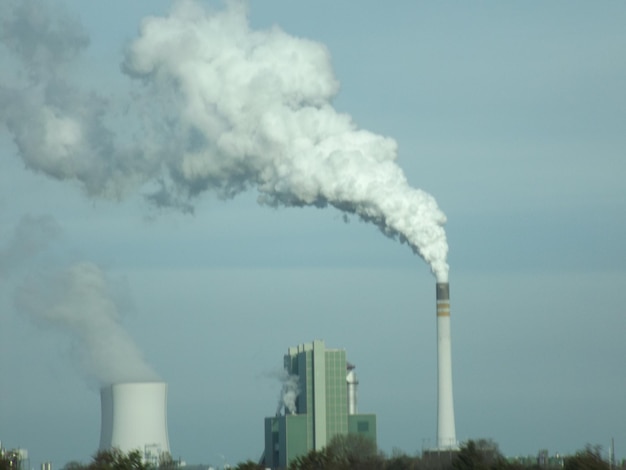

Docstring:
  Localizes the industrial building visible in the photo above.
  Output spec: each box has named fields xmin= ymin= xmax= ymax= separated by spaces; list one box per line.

xmin=99 ymin=382 xmax=170 ymax=465
xmin=262 ymin=340 xmax=376 ymax=469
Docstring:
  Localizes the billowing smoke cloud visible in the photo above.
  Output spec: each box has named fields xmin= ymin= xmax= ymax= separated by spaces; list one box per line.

xmin=14 ymin=261 xmax=160 ymax=386
xmin=0 ymin=0 xmax=449 ymax=280
xmin=0 ymin=0 xmax=146 ymax=200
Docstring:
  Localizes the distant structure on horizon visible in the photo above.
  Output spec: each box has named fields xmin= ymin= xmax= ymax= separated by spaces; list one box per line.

xmin=262 ymin=340 xmax=377 ymax=469
xmin=0 ymin=445 xmax=29 ymax=470
xmin=99 ymin=382 xmax=170 ymax=465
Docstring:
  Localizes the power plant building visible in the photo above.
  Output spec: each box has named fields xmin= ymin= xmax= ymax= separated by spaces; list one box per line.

xmin=262 ymin=340 xmax=376 ymax=469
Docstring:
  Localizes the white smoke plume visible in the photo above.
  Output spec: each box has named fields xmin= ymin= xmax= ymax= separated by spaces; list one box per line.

xmin=275 ymin=370 xmax=300 ymax=416
xmin=14 ymin=261 xmax=160 ymax=386
xmin=0 ymin=0 xmax=449 ymax=280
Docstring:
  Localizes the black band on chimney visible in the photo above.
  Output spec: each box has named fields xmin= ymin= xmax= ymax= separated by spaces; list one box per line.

xmin=436 ymin=282 xmax=450 ymax=300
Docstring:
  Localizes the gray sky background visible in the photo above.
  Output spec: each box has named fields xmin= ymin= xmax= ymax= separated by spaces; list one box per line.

xmin=1 ymin=0 xmax=625 ymax=467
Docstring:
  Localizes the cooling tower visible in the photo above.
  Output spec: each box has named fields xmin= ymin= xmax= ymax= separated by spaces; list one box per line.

xmin=99 ymin=382 xmax=170 ymax=461
xmin=436 ymin=282 xmax=457 ymax=449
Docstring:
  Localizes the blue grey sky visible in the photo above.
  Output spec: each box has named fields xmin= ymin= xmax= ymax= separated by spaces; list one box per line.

xmin=1 ymin=0 xmax=625 ymax=467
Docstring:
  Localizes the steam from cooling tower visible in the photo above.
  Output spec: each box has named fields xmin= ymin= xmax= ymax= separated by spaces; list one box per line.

xmin=14 ymin=259 xmax=159 ymax=385
xmin=0 ymin=215 xmax=61 ymax=278
xmin=1 ymin=215 xmax=158 ymax=386
xmin=3 ymin=217 xmax=162 ymax=456
xmin=0 ymin=0 xmax=449 ymax=281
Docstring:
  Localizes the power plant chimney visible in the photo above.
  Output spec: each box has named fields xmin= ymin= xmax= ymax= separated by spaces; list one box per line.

xmin=436 ymin=282 xmax=457 ymax=449
xmin=99 ymin=382 xmax=170 ymax=464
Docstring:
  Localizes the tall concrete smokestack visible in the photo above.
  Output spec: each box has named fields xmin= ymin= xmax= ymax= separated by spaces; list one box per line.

xmin=99 ymin=382 xmax=170 ymax=464
xmin=436 ymin=282 xmax=457 ymax=449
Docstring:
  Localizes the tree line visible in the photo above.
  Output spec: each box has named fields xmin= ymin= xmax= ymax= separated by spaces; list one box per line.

xmin=273 ymin=436 xmax=620 ymax=470
xmin=1 ymin=438 xmax=621 ymax=470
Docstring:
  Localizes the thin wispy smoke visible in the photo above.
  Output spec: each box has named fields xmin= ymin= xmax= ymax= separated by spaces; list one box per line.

xmin=0 ymin=0 xmax=449 ymax=280
xmin=14 ymin=261 xmax=160 ymax=386
xmin=0 ymin=214 xmax=61 ymax=278
xmin=263 ymin=368 xmax=300 ymax=415
xmin=0 ymin=215 xmax=159 ymax=386
xmin=0 ymin=0 xmax=88 ymax=79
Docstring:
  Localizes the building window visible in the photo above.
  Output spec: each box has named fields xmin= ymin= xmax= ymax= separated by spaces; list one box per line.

xmin=358 ymin=421 xmax=369 ymax=433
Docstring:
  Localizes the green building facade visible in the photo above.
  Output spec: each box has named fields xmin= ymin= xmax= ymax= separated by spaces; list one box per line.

xmin=263 ymin=340 xmax=377 ymax=469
